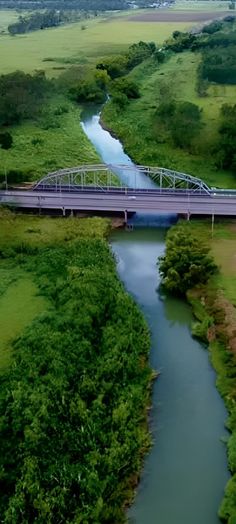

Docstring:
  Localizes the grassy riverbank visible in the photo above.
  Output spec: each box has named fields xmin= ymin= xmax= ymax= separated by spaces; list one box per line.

xmin=102 ymin=50 xmax=236 ymax=188
xmin=0 ymin=97 xmax=101 ymax=182
xmin=166 ymin=219 xmax=236 ymax=523
xmin=0 ymin=210 xmax=152 ymax=522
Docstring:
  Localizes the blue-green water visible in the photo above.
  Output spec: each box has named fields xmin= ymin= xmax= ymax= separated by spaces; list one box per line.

xmin=81 ymin=107 xmax=229 ymax=524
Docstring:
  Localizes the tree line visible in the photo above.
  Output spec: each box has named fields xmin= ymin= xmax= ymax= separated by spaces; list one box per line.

xmin=8 ymin=10 xmax=84 ymax=35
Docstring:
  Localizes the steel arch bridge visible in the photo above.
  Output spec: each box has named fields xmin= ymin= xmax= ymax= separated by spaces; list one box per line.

xmin=33 ymin=164 xmax=211 ymax=194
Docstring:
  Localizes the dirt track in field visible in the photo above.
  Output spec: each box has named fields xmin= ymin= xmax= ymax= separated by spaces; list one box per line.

xmin=127 ymin=10 xmax=230 ymax=22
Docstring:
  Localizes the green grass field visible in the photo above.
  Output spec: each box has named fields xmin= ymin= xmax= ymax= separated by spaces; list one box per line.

xmin=102 ymin=51 xmax=236 ymax=187
xmin=0 ymin=273 xmax=46 ymax=370
xmin=0 ymin=14 xmax=198 ymax=76
xmin=0 ymin=99 xmax=101 ymax=180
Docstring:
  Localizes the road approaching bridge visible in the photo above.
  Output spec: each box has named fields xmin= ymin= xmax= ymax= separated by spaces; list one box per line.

xmin=1 ymin=164 xmax=236 ymax=218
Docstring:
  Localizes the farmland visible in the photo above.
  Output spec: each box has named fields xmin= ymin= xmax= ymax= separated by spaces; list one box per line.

xmin=0 ymin=10 xmax=210 ymax=76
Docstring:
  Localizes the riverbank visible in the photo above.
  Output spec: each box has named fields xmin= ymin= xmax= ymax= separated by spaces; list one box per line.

xmin=168 ymin=219 xmax=236 ymax=523
xmin=0 ymin=210 xmax=153 ymax=523
xmin=101 ymin=49 xmax=236 ymax=189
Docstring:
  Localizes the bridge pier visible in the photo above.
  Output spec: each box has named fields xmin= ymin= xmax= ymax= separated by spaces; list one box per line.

xmin=124 ymin=209 xmax=128 ymax=225
xmin=62 ymin=207 xmax=66 ymax=217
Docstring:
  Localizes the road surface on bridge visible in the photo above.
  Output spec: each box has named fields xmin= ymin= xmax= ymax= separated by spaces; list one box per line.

xmin=1 ymin=189 xmax=236 ymax=216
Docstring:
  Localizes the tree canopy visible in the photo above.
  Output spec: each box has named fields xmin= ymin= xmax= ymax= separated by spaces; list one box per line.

xmin=0 ymin=218 xmax=152 ymax=522
xmin=158 ymin=225 xmax=217 ymax=295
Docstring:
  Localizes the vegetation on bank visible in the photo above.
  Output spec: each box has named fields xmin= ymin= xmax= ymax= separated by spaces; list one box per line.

xmin=0 ymin=68 xmax=102 ymax=183
xmin=158 ymin=220 xmax=236 ymax=523
xmin=102 ymin=19 xmax=236 ymax=187
xmin=0 ymin=211 xmax=152 ymax=523
xmin=158 ymin=225 xmax=217 ymax=295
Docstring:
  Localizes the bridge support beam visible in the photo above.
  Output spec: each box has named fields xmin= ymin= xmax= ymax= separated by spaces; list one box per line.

xmin=62 ymin=207 xmax=66 ymax=217
xmin=124 ymin=209 xmax=128 ymax=225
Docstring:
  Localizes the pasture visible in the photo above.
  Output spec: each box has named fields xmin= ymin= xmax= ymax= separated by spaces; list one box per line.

xmin=0 ymin=12 xmax=201 ymax=76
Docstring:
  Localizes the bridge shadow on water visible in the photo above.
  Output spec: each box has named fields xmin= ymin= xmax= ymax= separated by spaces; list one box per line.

xmin=127 ymin=212 xmax=177 ymax=228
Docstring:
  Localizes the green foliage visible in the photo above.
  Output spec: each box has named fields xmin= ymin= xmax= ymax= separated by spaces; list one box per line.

xmin=0 ymin=216 xmax=151 ymax=523
xmin=0 ymin=71 xmax=50 ymax=126
xmin=216 ymin=104 xmax=236 ymax=171
xmin=0 ymin=132 xmax=13 ymax=150
xmin=201 ymin=45 xmax=236 ymax=85
xmin=62 ymin=67 xmax=109 ymax=103
xmin=110 ymin=77 xmax=140 ymax=99
xmin=8 ymin=10 xmax=66 ymax=35
xmin=127 ymin=41 xmax=156 ymax=68
xmin=96 ymin=55 xmax=128 ymax=79
xmin=112 ymin=91 xmax=129 ymax=109
xmin=164 ymin=32 xmax=197 ymax=52
xmin=202 ymin=20 xmax=224 ymax=34
xmin=158 ymin=225 xmax=217 ymax=295
xmin=153 ymin=49 xmax=166 ymax=63
xmin=219 ymin=475 xmax=236 ymax=522
xmin=155 ymin=100 xmax=202 ymax=149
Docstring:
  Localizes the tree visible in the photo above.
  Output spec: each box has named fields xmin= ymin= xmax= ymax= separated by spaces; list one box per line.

xmin=0 ymin=132 xmax=13 ymax=149
xmin=158 ymin=225 xmax=217 ymax=295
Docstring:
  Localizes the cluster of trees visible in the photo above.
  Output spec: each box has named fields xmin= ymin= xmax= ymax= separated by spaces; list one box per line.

xmin=8 ymin=10 xmax=77 ymax=35
xmin=216 ymin=103 xmax=236 ymax=171
xmin=201 ymin=44 xmax=236 ymax=84
xmin=0 ymin=227 xmax=151 ymax=522
xmin=164 ymin=18 xmax=236 ymax=54
xmin=58 ymin=41 xmax=155 ymax=104
xmin=155 ymin=100 xmax=202 ymax=150
xmin=97 ymin=41 xmax=157 ymax=78
xmin=0 ymin=71 xmax=50 ymax=126
xmin=158 ymin=225 xmax=217 ymax=295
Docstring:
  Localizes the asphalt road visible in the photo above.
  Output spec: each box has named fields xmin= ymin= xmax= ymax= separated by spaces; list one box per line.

xmin=1 ymin=190 xmax=236 ymax=215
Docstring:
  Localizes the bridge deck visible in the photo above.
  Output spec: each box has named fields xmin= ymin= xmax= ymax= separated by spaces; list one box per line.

xmin=1 ymin=189 xmax=236 ymax=216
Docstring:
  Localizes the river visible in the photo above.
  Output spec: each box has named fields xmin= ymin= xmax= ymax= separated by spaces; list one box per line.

xmin=81 ymin=106 xmax=229 ymax=524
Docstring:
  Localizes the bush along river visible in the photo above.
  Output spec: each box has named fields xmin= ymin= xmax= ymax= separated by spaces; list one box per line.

xmin=81 ymin=106 xmax=229 ymax=523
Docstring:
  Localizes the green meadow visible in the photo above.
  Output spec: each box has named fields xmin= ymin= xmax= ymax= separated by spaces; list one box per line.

xmin=0 ymin=273 xmax=46 ymax=370
xmin=0 ymin=14 xmax=196 ymax=76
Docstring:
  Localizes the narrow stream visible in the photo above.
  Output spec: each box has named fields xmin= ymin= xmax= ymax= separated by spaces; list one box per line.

xmin=81 ymin=106 xmax=229 ymax=524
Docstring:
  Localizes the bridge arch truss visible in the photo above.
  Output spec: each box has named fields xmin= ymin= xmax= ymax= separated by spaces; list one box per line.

xmin=33 ymin=164 xmax=211 ymax=194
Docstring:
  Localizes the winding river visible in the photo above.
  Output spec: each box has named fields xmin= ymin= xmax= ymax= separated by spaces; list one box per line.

xmin=81 ymin=106 xmax=229 ymax=524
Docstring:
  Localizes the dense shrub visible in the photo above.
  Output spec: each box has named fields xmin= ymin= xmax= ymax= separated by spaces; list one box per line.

xmin=0 ymin=230 xmax=151 ymax=523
